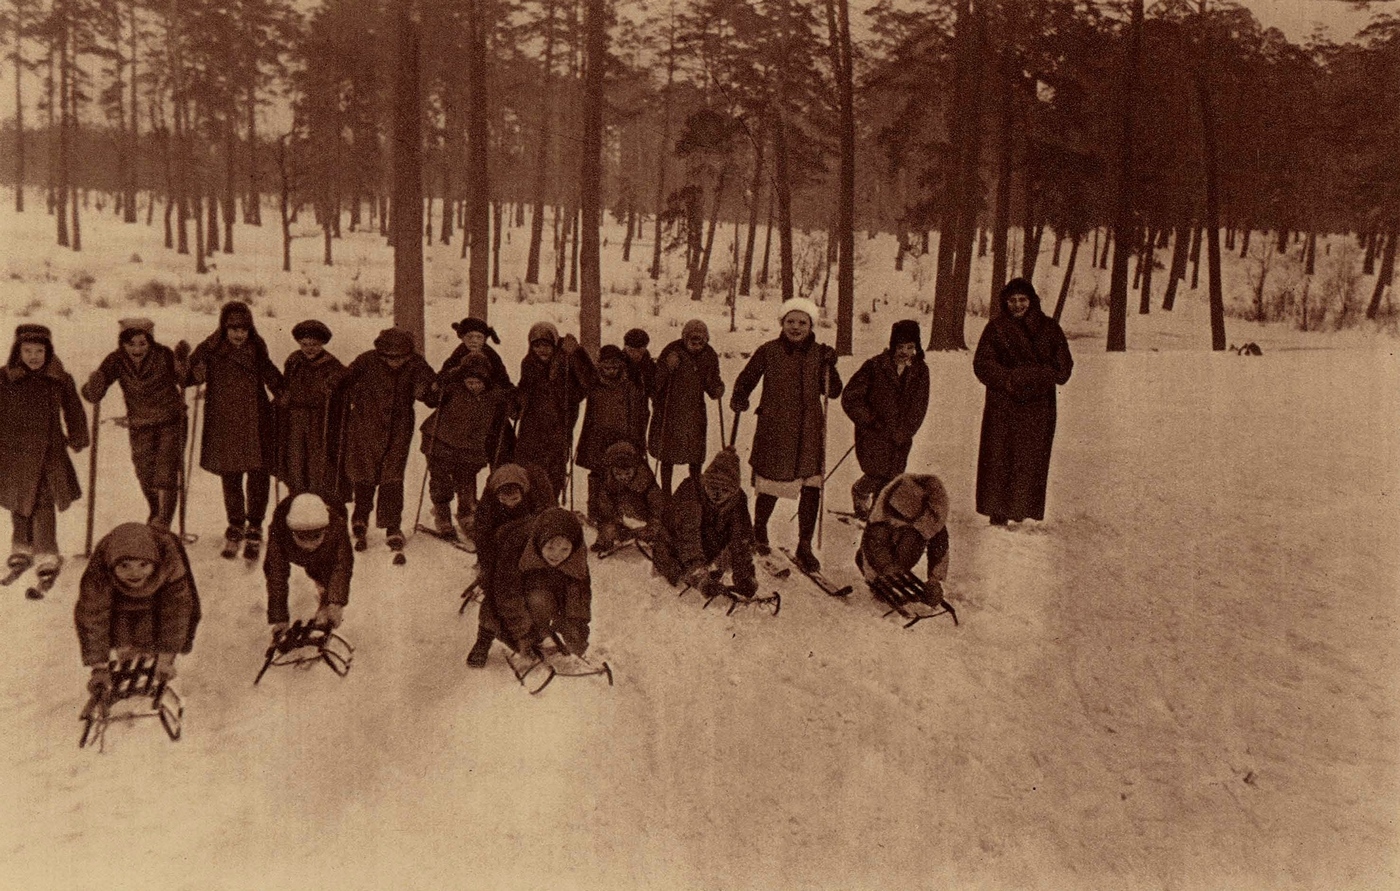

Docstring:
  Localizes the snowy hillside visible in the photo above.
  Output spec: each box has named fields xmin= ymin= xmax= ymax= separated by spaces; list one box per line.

xmin=0 ymin=199 xmax=1397 ymax=890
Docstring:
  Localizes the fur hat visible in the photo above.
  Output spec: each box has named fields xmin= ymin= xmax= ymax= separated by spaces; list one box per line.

xmin=14 ymin=323 xmax=51 ymax=342
xmin=488 ymin=463 xmax=530 ymax=495
xmin=286 ymin=493 xmax=330 ymax=531
xmin=292 ymin=319 xmax=332 ymax=344
xmin=623 ymin=328 xmax=649 ymax=349
xmin=889 ymin=320 xmax=923 ymax=355
xmin=374 ymin=327 xmax=415 ymax=357
xmin=604 ymin=440 xmax=640 ymax=470
xmin=118 ymin=318 xmax=156 ymax=340
xmin=527 ymin=321 xmax=560 ymax=346
xmin=104 ymin=522 xmax=160 ymax=567
xmin=459 ymin=352 xmax=494 ymax=382
xmin=682 ymin=319 xmax=710 ymax=344
xmin=778 ymin=297 xmax=820 ymax=326
xmin=885 ymin=477 xmax=928 ymax=522
xmin=701 ymin=447 xmax=742 ymax=501
xmin=452 ymin=317 xmax=500 ymax=344
xmin=598 ymin=344 xmax=626 ymax=367
xmin=220 ymin=301 xmax=254 ymax=330
xmin=998 ymin=278 xmax=1043 ymax=316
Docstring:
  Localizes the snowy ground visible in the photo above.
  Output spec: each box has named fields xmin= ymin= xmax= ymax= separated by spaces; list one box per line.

xmin=0 ymin=197 xmax=1397 ymax=890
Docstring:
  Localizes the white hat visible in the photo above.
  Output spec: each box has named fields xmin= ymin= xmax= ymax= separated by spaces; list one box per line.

xmin=778 ymin=297 xmax=821 ymax=325
xmin=286 ymin=494 xmax=330 ymax=531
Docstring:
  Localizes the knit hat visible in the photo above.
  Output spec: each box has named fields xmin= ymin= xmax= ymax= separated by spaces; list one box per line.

xmin=532 ymin=507 xmax=584 ymax=552
xmin=374 ymin=327 xmax=415 ymax=357
xmin=682 ymin=319 xmax=709 ymax=344
xmin=221 ymin=301 xmax=254 ymax=330
xmin=286 ymin=493 xmax=331 ymax=531
xmin=460 ymin=352 xmax=494 ymax=382
xmin=604 ymin=440 xmax=640 ymax=470
xmin=104 ymin=522 xmax=160 ymax=568
xmin=119 ymin=318 xmax=156 ymax=338
xmin=623 ymin=328 xmax=649 ymax=349
xmin=598 ymin=344 xmax=626 ymax=367
xmin=885 ymin=477 xmax=928 ymax=522
xmin=452 ymin=317 xmax=500 ymax=344
xmin=292 ymin=319 xmax=332 ymax=344
xmin=778 ymin=297 xmax=820 ymax=326
xmin=701 ymin=447 xmax=742 ymax=502
xmin=889 ymin=319 xmax=923 ymax=355
xmin=528 ymin=321 xmax=560 ymax=346
xmin=488 ymin=463 xmax=530 ymax=495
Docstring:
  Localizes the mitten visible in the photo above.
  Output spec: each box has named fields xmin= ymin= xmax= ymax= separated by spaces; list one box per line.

xmin=665 ymin=352 xmax=681 ymax=370
xmin=154 ymin=653 xmax=177 ymax=683
xmin=87 ymin=666 xmax=113 ymax=696
xmin=315 ymin=603 xmax=344 ymax=629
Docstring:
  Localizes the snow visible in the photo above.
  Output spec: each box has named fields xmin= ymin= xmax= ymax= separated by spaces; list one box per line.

xmin=1 ymin=196 xmax=1397 ymax=890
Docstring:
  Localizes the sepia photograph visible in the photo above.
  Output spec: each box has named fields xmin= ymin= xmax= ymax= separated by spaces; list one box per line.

xmin=0 ymin=0 xmax=1396 ymax=887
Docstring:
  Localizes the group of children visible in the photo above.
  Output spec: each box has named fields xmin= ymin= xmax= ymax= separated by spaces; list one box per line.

xmin=4 ymin=295 xmax=959 ymax=689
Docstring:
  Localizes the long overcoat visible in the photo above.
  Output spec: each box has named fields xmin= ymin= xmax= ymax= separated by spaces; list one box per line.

xmin=841 ymin=351 xmax=930 ymax=480
xmin=648 ymin=340 xmax=724 ymax=466
xmin=576 ymin=373 xmax=649 ymax=472
xmin=731 ymin=335 xmax=842 ymax=483
xmin=0 ymin=356 xmax=87 ymax=516
xmin=972 ymin=297 xmax=1073 ymax=521
xmin=277 ymin=349 xmax=346 ymax=496
xmin=339 ymin=351 xmax=435 ymax=486
xmin=513 ymin=348 xmax=594 ymax=492
xmin=188 ymin=332 xmax=283 ymax=475
xmin=83 ymin=343 xmax=187 ymax=429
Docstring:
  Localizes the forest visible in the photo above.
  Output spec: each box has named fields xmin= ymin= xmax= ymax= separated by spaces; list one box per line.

xmin=1 ymin=0 xmax=1397 ymax=353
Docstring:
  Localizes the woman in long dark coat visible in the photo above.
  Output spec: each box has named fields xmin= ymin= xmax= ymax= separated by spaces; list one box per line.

xmin=277 ymin=319 xmax=345 ymax=500
xmin=187 ymin=301 xmax=284 ymax=559
xmin=841 ymin=319 xmax=930 ymax=520
xmin=648 ymin=319 xmax=725 ymax=495
xmin=973 ymin=278 xmax=1073 ymax=524
xmin=730 ymin=298 xmax=842 ymax=572
xmin=0 ymin=324 xmax=88 ymax=584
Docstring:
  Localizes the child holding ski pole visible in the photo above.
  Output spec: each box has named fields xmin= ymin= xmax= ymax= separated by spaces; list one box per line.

xmin=575 ymin=344 xmax=649 ymax=523
xmin=513 ymin=322 xmax=594 ymax=504
xmin=276 ymin=320 xmax=345 ymax=500
xmin=648 ymin=319 xmax=725 ymax=496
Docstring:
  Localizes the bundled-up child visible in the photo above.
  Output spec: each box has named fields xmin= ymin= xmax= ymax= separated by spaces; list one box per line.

xmin=854 ymin=473 xmax=950 ymax=604
xmin=575 ymin=344 xmax=649 ymax=523
xmin=513 ymin=322 xmax=595 ymax=502
xmin=263 ymin=492 xmax=353 ymax=637
xmin=81 ymin=318 xmax=190 ymax=531
xmin=649 ymin=319 xmax=725 ymax=495
xmin=591 ymin=441 xmax=666 ymax=554
xmin=337 ymin=328 xmax=436 ymax=556
xmin=442 ymin=317 xmax=513 ymax=390
xmin=75 ymin=522 xmax=200 ymax=694
xmin=623 ymin=327 xmax=656 ymax=396
xmin=1 ymin=324 xmax=88 ymax=588
xmin=841 ymin=320 xmax=930 ymax=521
xmin=652 ymin=446 xmax=757 ymax=601
xmin=277 ymin=319 xmax=346 ymax=500
xmin=186 ymin=301 xmax=284 ymax=561
xmin=420 ymin=351 xmax=514 ymax=543
xmin=467 ymin=461 xmax=555 ymax=668
xmin=488 ymin=507 xmax=593 ymax=661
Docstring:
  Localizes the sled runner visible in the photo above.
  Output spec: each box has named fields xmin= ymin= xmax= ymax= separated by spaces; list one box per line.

xmin=253 ymin=619 xmax=355 ymax=685
xmin=79 ymin=656 xmax=184 ymax=752
xmin=827 ymin=508 xmax=866 ymax=529
xmin=677 ymin=570 xmax=781 ymax=617
xmin=457 ymin=576 xmax=484 ymax=615
xmin=507 ymin=634 xmax=614 ymax=695
xmin=869 ymin=570 xmax=959 ymax=629
xmin=779 ymin=547 xmax=853 ymax=597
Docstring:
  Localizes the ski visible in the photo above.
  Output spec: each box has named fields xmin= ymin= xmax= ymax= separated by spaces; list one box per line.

xmin=253 ymin=620 xmax=356 ymax=685
xmin=2 ymin=555 xmax=33 ymax=586
xmin=869 ymin=570 xmax=959 ymax=629
xmin=25 ymin=565 xmax=59 ymax=600
xmin=827 ymin=509 xmax=866 ymax=528
xmin=779 ymin=547 xmax=854 ymax=597
xmin=458 ymin=576 xmax=484 ymax=615
xmin=79 ymin=655 xmax=184 ymax=752
xmin=415 ymin=524 xmax=477 ymax=554
xmin=757 ymin=554 xmax=792 ymax=581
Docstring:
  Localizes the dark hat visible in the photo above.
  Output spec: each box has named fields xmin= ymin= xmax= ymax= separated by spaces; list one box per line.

xmin=598 ymin=344 xmax=626 ymax=366
xmin=104 ymin=522 xmax=160 ymax=568
xmin=527 ymin=321 xmax=560 ymax=346
xmin=220 ymin=301 xmax=254 ymax=329
xmin=885 ymin=477 xmax=928 ymax=522
xmin=604 ymin=440 xmax=640 ymax=470
xmin=682 ymin=319 xmax=710 ymax=344
xmin=623 ymin=328 xmax=650 ymax=349
xmin=701 ymin=447 xmax=742 ymax=501
xmin=292 ymin=319 xmax=333 ymax=344
xmin=460 ymin=352 xmax=494 ymax=382
xmin=889 ymin=319 xmax=923 ymax=354
xmin=452 ymin=317 xmax=500 ymax=344
xmin=15 ymin=323 xmax=52 ymax=341
xmin=374 ymin=327 xmax=415 ymax=357
xmin=488 ymin=463 xmax=530 ymax=495
xmin=532 ymin=507 xmax=584 ymax=551
xmin=118 ymin=317 xmax=156 ymax=338
xmin=998 ymin=278 xmax=1043 ymax=316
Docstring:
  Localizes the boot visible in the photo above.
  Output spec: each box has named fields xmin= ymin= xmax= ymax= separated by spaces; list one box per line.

xmin=352 ymin=524 xmax=368 ymax=552
xmin=466 ymin=631 xmax=494 ymax=668
xmin=793 ymin=541 xmax=821 ymax=574
xmin=221 ymin=525 xmax=244 ymax=559
xmin=795 ymin=486 xmax=821 ymax=573
xmin=243 ymin=527 xmax=263 ymax=561
xmin=151 ymin=489 xmax=177 ymax=532
xmin=753 ymin=492 xmax=776 ymax=556
xmin=386 ymin=528 xmax=406 ymax=551
xmin=433 ymin=503 xmax=459 ymax=540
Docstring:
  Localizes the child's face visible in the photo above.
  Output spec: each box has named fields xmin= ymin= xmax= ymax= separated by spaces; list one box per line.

xmin=531 ymin=341 xmax=555 ymax=363
xmin=895 ymin=342 xmax=918 ymax=363
xmin=123 ymin=334 xmax=151 ymax=362
xmin=1006 ymin=294 xmax=1031 ymax=318
xmin=497 ymin=487 xmax=523 ymax=509
xmin=298 ymin=337 xmax=325 ymax=360
xmin=540 ymin=535 xmax=573 ymax=567
xmin=782 ymin=313 xmax=811 ymax=343
xmin=19 ymin=342 xmax=46 ymax=370
xmin=624 ymin=346 xmax=645 ymax=363
xmin=381 ymin=353 xmax=410 ymax=369
xmin=599 ymin=359 xmax=623 ymax=381
xmin=611 ymin=465 xmax=635 ymax=485
xmin=685 ymin=333 xmax=707 ymax=353
xmin=460 ymin=332 xmax=486 ymax=352
xmin=226 ymin=325 xmax=250 ymax=347
xmin=464 ymin=377 xmax=487 ymax=396
xmin=292 ymin=529 xmax=326 ymax=551
xmin=114 ymin=558 xmax=156 ymax=589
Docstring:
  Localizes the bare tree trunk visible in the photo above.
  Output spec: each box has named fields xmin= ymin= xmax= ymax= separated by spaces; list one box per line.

xmin=1239 ymin=226 xmax=1251 ymax=259
xmin=1304 ymin=230 xmax=1316 ymax=276
xmin=758 ymin=189 xmax=774 ymax=287
xmin=1139 ymin=226 xmax=1158 ymax=313
xmin=492 ymin=200 xmax=503 ymax=287
xmin=467 ymin=0 xmax=492 ymax=319
xmin=1162 ymin=224 xmax=1188 ymax=311
xmin=1052 ymin=234 xmax=1079 ymax=322
xmin=277 ymin=134 xmax=292 ymax=271
xmin=578 ymin=0 xmax=605 ymax=351
xmin=569 ymin=206 xmax=580 ymax=293
xmin=826 ymin=0 xmax=856 ymax=355
xmin=739 ymin=134 xmax=763 ymax=296
xmin=1190 ymin=225 xmax=1202 ymax=288
xmin=691 ymin=166 xmax=728 ymax=301
xmin=988 ymin=54 xmax=1014 ymax=314
xmin=391 ymin=1 xmax=425 ymax=348
xmin=1363 ymin=230 xmax=1377 ymax=275
xmin=1107 ymin=0 xmax=1142 ymax=352
xmin=621 ymin=204 xmax=634 ymax=262
xmin=774 ymin=111 xmax=795 ymax=303
xmin=1195 ymin=17 xmax=1226 ymax=351
xmin=55 ymin=7 xmax=70 ymax=247
xmin=245 ymin=86 xmax=262 ymax=224
xmin=525 ymin=0 xmax=557 ymax=286
xmin=1365 ymin=231 xmax=1396 ymax=319
xmin=12 ymin=0 xmax=25 ymax=212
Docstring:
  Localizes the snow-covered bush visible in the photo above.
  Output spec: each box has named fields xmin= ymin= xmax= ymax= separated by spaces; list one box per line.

xmin=342 ymin=282 xmax=392 ymax=318
xmin=126 ymin=280 xmax=183 ymax=308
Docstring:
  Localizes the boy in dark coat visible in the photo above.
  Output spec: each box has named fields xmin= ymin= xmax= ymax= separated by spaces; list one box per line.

xmin=337 ymin=328 xmax=436 ymax=555
xmin=420 ymin=351 xmax=513 ymax=542
xmin=187 ymin=301 xmax=285 ymax=560
xmin=730 ymin=298 xmax=842 ymax=573
xmin=441 ymin=317 xmax=513 ymax=390
xmin=263 ymin=493 xmax=353 ymax=637
xmin=576 ymin=345 xmax=649 ymax=522
xmin=623 ymin=328 xmax=656 ymax=396
xmin=841 ymin=320 xmax=931 ymax=520
xmin=649 ymin=319 xmax=725 ymax=495
xmin=973 ymin=279 xmax=1074 ymax=524
xmin=591 ymin=441 xmax=667 ymax=553
xmin=81 ymin=318 xmax=191 ymax=530
xmin=0 ymin=324 xmax=88 ymax=585
xmin=513 ymin=322 xmax=595 ymax=502
xmin=652 ymin=447 xmax=758 ymax=600
xmin=489 ymin=507 xmax=593 ymax=662
xmin=75 ymin=522 xmax=200 ymax=694
xmin=855 ymin=474 xmax=950 ymax=603
xmin=468 ymin=462 xmax=556 ymax=667
xmin=277 ymin=320 xmax=345 ymax=500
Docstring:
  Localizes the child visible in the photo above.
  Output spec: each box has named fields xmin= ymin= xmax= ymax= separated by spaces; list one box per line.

xmin=420 ymin=352 xmax=513 ymax=542
xmin=0 ymin=324 xmax=88 ymax=590
xmin=591 ymin=441 xmax=666 ymax=554
xmin=75 ymin=522 xmax=200 ymax=693
xmin=513 ymin=322 xmax=594 ymax=502
xmin=263 ymin=492 xmax=353 ymax=637
xmin=187 ymin=301 xmax=284 ymax=560
xmin=854 ymin=473 xmax=950 ymax=604
xmin=442 ymin=317 xmax=513 ymax=390
xmin=841 ymin=320 xmax=930 ymax=520
xmin=337 ymin=328 xmax=436 ymax=556
xmin=649 ymin=319 xmax=725 ymax=495
xmin=623 ymin=327 xmax=656 ymax=395
xmin=489 ymin=507 xmax=592 ymax=662
xmin=277 ymin=319 xmax=346 ymax=500
xmin=81 ymin=318 xmax=191 ymax=530
xmin=575 ymin=344 xmax=649 ymax=523
xmin=651 ymin=446 xmax=757 ymax=600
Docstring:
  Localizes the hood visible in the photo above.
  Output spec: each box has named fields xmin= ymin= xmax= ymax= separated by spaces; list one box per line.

xmin=487 ymin=463 xmax=531 ymax=495
xmin=518 ymin=508 xmax=589 ymax=581
xmin=701 ymin=446 xmax=742 ymax=505
xmin=868 ymin=473 xmax=949 ymax=540
xmin=527 ymin=321 xmax=560 ymax=346
xmin=103 ymin=522 xmax=186 ymax=599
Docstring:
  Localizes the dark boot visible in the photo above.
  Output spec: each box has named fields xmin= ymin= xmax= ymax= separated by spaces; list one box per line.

xmin=795 ymin=487 xmax=821 ymax=572
xmin=753 ymin=493 xmax=777 ymax=556
xmin=432 ymin=503 xmax=459 ymax=539
xmin=386 ymin=528 xmax=406 ymax=551
xmin=221 ymin=525 xmax=244 ymax=559
xmin=352 ymin=524 xmax=368 ymax=551
xmin=466 ymin=631 xmax=494 ymax=667
xmin=243 ymin=527 xmax=263 ymax=561
xmin=151 ymin=489 xmax=177 ymax=532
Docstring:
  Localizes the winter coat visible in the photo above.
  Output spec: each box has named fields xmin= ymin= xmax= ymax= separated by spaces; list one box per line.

xmin=439 ymin=342 xmax=513 ymax=391
xmin=472 ymin=462 xmax=556 ymax=591
xmin=657 ymin=476 xmax=758 ymax=598
xmin=648 ymin=340 xmax=724 ymax=466
xmin=0 ymin=357 xmax=87 ymax=516
xmin=338 ymin=350 xmax=435 ymax=486
xmin=276 ymin=350 xmax=346 ymax=495
xmin=82 ymin=343 xmax=187 ymax=429
xmin=263 ymin=495 xmax=354 ymax=625
xmin=420 ymin=378 xmax=513 ymax=468
xmin=75 ymin=527 xmax=200 ymax=667
xmin=513 ymin=347 xmax=594 ymax=486
xmin=595 ymin=453 xmax=667 ymax=529
xmin=576 ymin=372 xmax=649 ymax=472
xmin=973 ymin=299 xmax=1073 ymax=522
xmin=856 ymin=474 xmax=950 ymax=583
xmin=841 ymin=351 xmax=931 ymax=480
xmin=491 ymin=510 xmax=592 ymax=655
xmin=188 ymin=333 xmax=283 ymax=475
xmin=731 ymin=335 xmax=842 ymax=482
xmin=628 ymin=350 xmax=656 ymax=397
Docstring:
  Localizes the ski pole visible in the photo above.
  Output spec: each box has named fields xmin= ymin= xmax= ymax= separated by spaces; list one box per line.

xmin=180 ymin=385 xmax=203 ymax=544
xmin=728 ymin=410 xmax=741 ymax=449
xmin=818 ymin=394 xmax=828 ymax=551
xmin=83 ymin=401 xmax=101 ymax=558
xmin=716 ymin=397 xmax=726 ymax=450
xmin=824 ymin=443 xmax=855 ymax=484
xmin=411 ymin=383 xmax=447 ymax=537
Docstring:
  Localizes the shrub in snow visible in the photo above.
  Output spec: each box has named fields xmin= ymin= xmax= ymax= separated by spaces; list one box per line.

xmin=343 ymin=283 xmax=392 ymax=317
xmin=68 ymin=269 xmax=96 ymax=293
xmin=127 ymin=280 xmax=182 ymax=308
